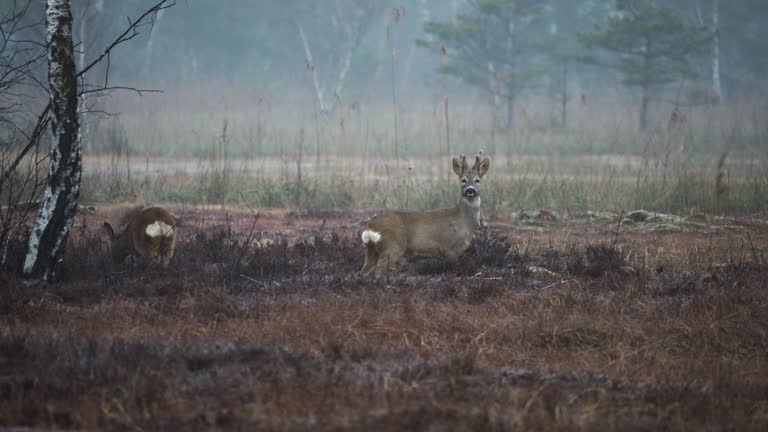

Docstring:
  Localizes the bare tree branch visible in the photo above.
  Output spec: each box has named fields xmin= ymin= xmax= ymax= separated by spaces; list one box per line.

xmin=1 ymin=0 xmax=176 ymax=190
xmin=77 ymin=0 xmax=176 ymax=79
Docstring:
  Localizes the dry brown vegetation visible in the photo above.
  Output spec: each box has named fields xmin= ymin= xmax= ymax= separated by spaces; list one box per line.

xmin=1 ymin=205 xmax=767 ymax=431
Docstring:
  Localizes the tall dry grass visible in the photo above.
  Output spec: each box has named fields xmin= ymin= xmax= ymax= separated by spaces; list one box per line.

xmin=76 ymin=83 xmax=768 ymax=213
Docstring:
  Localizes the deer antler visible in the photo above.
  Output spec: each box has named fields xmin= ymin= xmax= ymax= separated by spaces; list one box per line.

xmin=471 ymin=150 xmax=484 ymax=171
xmin=460 ymin=154 xmax=468 ymax=175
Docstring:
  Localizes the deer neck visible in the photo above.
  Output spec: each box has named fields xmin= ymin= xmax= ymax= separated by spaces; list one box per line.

xmin=457 ymin=197 xmax=481 ymax=228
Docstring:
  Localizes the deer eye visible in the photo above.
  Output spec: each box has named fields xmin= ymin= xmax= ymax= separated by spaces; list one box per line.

xmin=474 ymin=179 xmax=480 ymax=183
xmin=461 ymin=178 xmax=467 ymax=184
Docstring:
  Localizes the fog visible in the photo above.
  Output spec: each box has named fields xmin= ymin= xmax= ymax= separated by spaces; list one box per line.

xmin=89 ymin=2 xmax=765 ymax=97
xmin=3 ymin=0 xmax=768 ymax=212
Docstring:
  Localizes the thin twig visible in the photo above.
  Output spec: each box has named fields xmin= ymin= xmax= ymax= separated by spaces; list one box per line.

xmin=232 ymin=192 xmax=261 ymax=276
xmin=537 ymin=279 xmax=574 ymax=292
xmin=612 ymin=210 xmax=625 ymax=249
xmin=746 ymin=232 xmax=761 ymax=266
xmin=240 ymin=274 xmax=267 ymax=288
xmin=0 ymin=103 xmax=50 ymax=186
xmin=313 ymin=218 xmax=327 ymax=244
xmin=77 ymin=1 xmax=176 ymax=79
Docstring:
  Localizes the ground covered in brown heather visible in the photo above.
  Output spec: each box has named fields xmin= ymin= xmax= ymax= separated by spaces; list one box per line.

xmin=1 ymin=206 xmax=767 ymax=431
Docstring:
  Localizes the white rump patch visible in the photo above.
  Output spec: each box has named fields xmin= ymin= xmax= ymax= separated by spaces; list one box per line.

xmin=145 ymin=221 xmax=174 ymax=238
xmin=361 ymin=229 xmax=382 ymax=244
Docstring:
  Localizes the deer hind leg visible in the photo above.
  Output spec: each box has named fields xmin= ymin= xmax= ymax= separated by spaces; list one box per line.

xmin=141 ymin=237 xmax=163 ymax=268
xmin=159 ymin=235 xmax=176 ymax=268
xmin=373 ymin=242 xmax=406 ymax=273
xmin=362 ymin=242 xmax=379 ymax=273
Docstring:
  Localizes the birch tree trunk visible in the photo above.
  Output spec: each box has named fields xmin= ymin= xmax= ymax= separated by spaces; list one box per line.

xmin=144 ymin=3 xmax=165 ymax=78
xmin=23 ymin=0 xmax=81 ymax=281
xmin=711 ymin=0 xmax=722 ymax=103
xmin=299 ymin=2 xmax=383 ymax=114
xmin=330 ymin=42 xmax=355 ymax=109
xmin=487 ymin=62 xmax=503 ymax=131
xmin=297 ymin=22 xmax=328 ymax=113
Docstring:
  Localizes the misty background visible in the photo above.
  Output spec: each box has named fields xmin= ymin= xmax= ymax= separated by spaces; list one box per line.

xmin=87 ymin=1 xmax=767 ymax=102
xmin=2 ymin=0 xmax=767 ymax=211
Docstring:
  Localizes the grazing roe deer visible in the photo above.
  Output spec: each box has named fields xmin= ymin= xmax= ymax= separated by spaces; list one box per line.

xmin=103 ymin=207 xmax=177 ymax=268
xmin=361 ymin=153 xmax=490 ymax=273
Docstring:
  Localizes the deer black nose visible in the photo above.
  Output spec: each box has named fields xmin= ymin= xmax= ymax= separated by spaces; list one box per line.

xmin=465 ymin=186 xmax=477 ymax=196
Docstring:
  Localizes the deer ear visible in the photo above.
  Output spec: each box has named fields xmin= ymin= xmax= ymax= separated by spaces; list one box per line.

xmin=452 ymin=157 xmax=464 ymax=176
xmin=477 ymin=158 xmax=490 ymax=177
xmin=103 ymin=222 xmax=115 ymax=239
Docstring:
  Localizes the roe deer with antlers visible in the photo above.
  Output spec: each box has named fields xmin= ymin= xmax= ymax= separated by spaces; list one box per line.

xmin=103 ymin=207 xmax=177 ymax=268
xmin=361 ymin=153 xmax=490 ymax=273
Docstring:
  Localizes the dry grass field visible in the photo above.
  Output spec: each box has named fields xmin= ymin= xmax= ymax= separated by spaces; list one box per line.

xmin=2 ymin=87 xmax=767 ymax=430
xmin=2 ymin=204 xmax=767 ymax=430
xmin=2 ymin=4 xmax=767 ymax=428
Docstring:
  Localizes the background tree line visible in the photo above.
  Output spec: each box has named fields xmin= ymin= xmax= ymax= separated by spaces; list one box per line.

xmin=8 ymin=1 xmax=760 ymax=109
xmin=4 ymin=0 xmax=767 ymax=130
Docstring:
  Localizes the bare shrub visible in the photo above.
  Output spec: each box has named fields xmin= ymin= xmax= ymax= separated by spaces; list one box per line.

xmin=568 ymin=242 xmax=627 ymax=278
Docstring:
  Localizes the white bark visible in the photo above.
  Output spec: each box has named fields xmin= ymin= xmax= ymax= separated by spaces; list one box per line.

xmin=299 ymin=2 xmax=380 ymax=114
xmin=24 ymin=0 xmax=81 ymax=280
xmin=711 ymin=0 xmax=722 ymax=103
xmin=144 ymin=4 xmax=165 ymax=78
xmin=297 ymin=22 xmax=328 ymax=113
xmin=331 ymin=44 xmax=354 ymax=106
xmin=76 ymin=0 xmax=101 ymax=153
xmin=78 ymin=11 xmax=86 ymax=72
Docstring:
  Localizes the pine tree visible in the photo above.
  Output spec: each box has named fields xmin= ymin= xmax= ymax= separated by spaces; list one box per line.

xmin=580 ymin=0 xmax=710 ymax=129
xmin=420 ymin=0 xmax=545 ymax=130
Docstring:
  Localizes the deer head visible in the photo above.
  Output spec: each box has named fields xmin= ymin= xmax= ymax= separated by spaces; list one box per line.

xmin=452 ymin=153 xmax=490 ymax=204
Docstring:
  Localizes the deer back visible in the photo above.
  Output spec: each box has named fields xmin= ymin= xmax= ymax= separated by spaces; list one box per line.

xmin=105 ymin=207 xmax=176 ymax=263
xmin=367 ymin=205 xmax=476 ymax=258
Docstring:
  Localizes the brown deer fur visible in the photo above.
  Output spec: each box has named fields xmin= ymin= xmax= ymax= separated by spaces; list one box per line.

xmin=361 ymin=153 xmax=490 ymax=273
xmin=103 ymin=207 xmax=177 ymax=268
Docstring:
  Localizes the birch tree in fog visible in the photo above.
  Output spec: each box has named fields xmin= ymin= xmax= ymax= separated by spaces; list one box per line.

xmin=73 ymin=0 xmax=103 ymax=153
xmin=22 ymin=0 xmax=174 ymax=280
xmin=709 ymin=0 xmax=721 ymax=102
xmin=23 ymin=0 xmax=80 ymax=280
xmin=296 ymin=0 xmax=390 ymax=113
